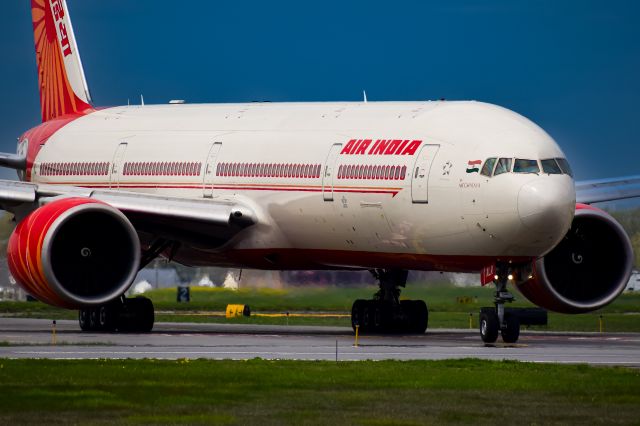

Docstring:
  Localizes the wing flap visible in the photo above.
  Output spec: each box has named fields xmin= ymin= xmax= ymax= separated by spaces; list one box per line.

xmin=0 ymin=180 xmax=36 ymax=204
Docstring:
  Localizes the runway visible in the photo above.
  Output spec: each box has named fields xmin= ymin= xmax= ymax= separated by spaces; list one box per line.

xmin=0 ymin=318 xmax=639 ymax=366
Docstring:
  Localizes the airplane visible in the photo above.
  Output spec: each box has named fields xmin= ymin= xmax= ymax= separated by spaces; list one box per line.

xmin=0 ymin=0 xmax=639 ymax=343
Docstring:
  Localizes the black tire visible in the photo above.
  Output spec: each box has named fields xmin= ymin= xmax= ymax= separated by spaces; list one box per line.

xmin=362 ymin=301 xmax=374 ymax=333
xmin=501 ymin=313 xmax=520 ymax=344
xmin=131 ymin=297 xmax=154 ymax=333
xmin=117 ymin=297 xmax=154 ymax=332
xmin=401 ymin=300 xmax=428 ymax=334
xmin=412 ymin=300 xmax=428 ymax=333
xmin=89 ymin=309 xmax=100 ymax=331
xmin=79 ymin=309 xmax=91 ymax=331
xmin=479 ymin=310 xmax=499 ymax=343
xmin=378 ymin=301 xmax=394 ymax=333
xmin=98 ymin=305 xmax=117 ymax=332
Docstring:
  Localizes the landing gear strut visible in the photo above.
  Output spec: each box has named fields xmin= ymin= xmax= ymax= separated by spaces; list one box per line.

xmin=79 ymin=296 xmax=154 ymax=333
xmin=351 ymin=269 xmax=428 ymax=334
xmin=479 ymin=264 xmax=520 ymax=344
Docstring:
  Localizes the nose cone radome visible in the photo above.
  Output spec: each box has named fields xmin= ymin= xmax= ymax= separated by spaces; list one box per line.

xmin=518 ymin=178 xmax=575 ymax=238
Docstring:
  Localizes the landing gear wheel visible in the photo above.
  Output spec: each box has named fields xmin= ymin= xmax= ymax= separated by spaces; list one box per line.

xmin=501 ymin=313 xmax=520 ymax=343
xmin=89 ymin=309 xmax=100 ymax=331
xmin=79 ymin=297 xmax=155 ymax=333
xmin=120 ymin=297 xmax=154 ymax=333
xmin=98 ymin=305 xmax=117 ymax=332
xmin=79 ymin=309 xmax=91 ymax=331
xmin=402 ymin=300 xmax=428 ymax=333
xmin=479 ymin=310 xmax=499 ymax=343
xmin=362 ymin=302 xmax=374 ymax=333
xmin=351 ymin=269 xmax=431 ymax=335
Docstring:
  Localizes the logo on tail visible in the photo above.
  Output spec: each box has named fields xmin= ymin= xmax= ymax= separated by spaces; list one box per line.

xmin=31 ymin=0 xmax=93 ymax=122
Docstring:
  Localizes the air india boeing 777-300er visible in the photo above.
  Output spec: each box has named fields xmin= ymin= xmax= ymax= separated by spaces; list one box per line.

xmin=1 ymin=0 xmax=638 ymax=343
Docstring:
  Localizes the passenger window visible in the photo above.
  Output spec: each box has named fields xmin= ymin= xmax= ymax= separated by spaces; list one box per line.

xmin=513 ymin=159 xmax=540 ymax=174
xmin=555 ymin=158 xmax=573 ymax=177
xmin=541 ymin=159 xmax=562 ymax=174
xmin=493 ymin=158 xmax=512 ymax=176
xmin=480 ymin=158 xmax=497 ymax=177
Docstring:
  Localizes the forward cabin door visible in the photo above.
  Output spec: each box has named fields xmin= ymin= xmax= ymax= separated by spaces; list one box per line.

xmin=203 ymin=142 xmax=222 ymax=198
xmin=109 ymin=142 xmax=128 ymax=189
xmin=411 ymin=144 xmax=440 ymax=203
xmin=322 ymin=143 xmax=342 ymax=201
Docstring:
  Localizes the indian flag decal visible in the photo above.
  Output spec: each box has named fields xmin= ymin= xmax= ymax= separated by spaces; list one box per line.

xmin=466 ymin=160 xmax=481 ymax=173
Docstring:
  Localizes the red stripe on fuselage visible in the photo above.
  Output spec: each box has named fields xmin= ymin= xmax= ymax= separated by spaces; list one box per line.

xmin=34 ymin=181 xmax=403 ymax=196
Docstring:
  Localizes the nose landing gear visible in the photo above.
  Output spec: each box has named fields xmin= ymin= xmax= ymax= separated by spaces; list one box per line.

xmin=479 ymin=263 xmax=547 ymax=344
xmin=351 ymin=269 xmax=428 ymax=334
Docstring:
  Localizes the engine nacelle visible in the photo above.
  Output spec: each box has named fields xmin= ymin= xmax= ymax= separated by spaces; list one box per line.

xmin=7 ymin=198 xmax=140 ymax=308
xmin=516 ymin=204 xmax=633 ymax=313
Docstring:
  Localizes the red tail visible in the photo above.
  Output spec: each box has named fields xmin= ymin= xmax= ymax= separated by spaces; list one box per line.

xmin=31 ymin=0 xmax=93 ymax=122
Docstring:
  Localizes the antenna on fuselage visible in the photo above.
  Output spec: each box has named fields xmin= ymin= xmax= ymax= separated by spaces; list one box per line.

xmin=141 ymin=94 xmax=145 ymax=106
xmin=363 ymin=90 xmax=368 ymax=103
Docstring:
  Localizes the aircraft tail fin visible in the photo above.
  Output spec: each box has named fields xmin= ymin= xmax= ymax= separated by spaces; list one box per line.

xmin=31 ymin=0 xmax=93 ymax=122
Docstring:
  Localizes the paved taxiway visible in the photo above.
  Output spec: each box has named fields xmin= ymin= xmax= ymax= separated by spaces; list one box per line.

xmin=0 ymin=318 xmax=639 ymax=366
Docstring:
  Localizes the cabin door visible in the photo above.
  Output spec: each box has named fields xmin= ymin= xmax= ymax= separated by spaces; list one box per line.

xmin=109 ymin=142 xmax=128 ymax=189
xmin=322 ymin=143 xmax=342 ymax=201
xmin=411 ymin=144 xmax=440 ymax=203
xmin=203 ymin=142 xmax=222 ymax=198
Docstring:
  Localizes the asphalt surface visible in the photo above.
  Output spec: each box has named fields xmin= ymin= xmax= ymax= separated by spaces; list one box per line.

xmin=0 ymin=318 xmax=639 ymax=365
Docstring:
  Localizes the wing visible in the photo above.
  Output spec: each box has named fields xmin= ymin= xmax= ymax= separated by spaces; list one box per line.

xmin=575 ymin=175 xmax=640 ymax=204
xmin=0 ymin=179 xmax=256 ymax=250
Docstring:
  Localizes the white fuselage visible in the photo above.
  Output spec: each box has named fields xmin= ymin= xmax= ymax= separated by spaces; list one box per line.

xmin=28 ymin=100 xmax=576 ymax=272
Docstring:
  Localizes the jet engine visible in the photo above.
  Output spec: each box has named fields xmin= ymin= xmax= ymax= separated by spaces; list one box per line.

xmin=7 ymin=197 xmax=140 ymax=308
xmin=516 ymin=204 xmax=633 ymax=313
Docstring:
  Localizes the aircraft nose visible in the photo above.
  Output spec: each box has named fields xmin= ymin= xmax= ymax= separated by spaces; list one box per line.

xmin=518 ymin=178 xmax=575 ymax=235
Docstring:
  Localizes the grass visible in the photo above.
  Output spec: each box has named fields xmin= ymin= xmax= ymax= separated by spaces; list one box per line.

xmin=0 ymin=359 xmax=638 ymax=425
xmin=2 ymin=284 xmax=640 ymax=332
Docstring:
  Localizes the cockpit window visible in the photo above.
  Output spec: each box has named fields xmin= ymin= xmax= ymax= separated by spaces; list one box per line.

xmin=513 ymin=159 xmax=540 ymax=174
xmin=555 ymin=158 xmax=573 ymax=177
xmin=541 ymin=159 xmax=562 ymax=174
xmin=493 ymin=158 xmax=512 ymax=176
xmin=480 ymin=158 xmax=497 ymax=177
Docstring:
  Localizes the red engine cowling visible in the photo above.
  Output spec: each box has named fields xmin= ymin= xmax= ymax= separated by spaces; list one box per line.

xmin=516 ymin=204 xmax=633 ymax=313
xmin=7 ymin=198 xmax=140 ymax=308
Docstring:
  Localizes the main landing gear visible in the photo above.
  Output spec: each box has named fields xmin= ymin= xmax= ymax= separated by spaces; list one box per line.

xmin=479 ymin=263 xmax=547 ymax=344
xmin=79 ymin=296 xmax=154 ymax=333
xmin=351 ymin=269 xmax=428 ymax=334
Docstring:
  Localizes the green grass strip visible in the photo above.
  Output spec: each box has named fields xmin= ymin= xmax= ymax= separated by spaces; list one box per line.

xmin=0 ymin=359 xmax=638 ymax=425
